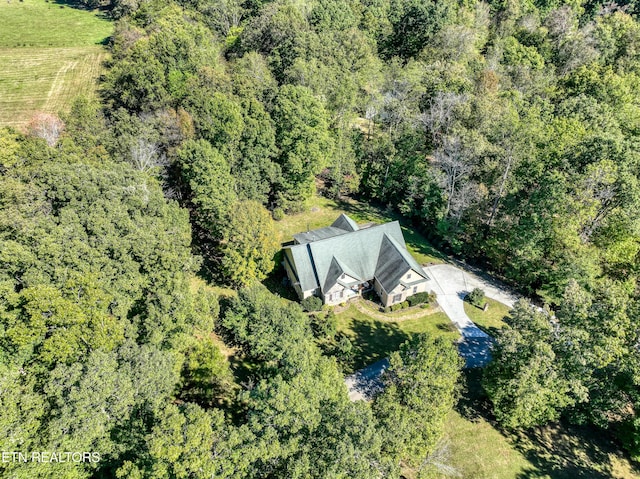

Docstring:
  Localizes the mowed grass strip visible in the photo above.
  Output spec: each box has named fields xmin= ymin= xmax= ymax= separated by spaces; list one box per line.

xmin=0 ymin=0 xmax=112 ymax=126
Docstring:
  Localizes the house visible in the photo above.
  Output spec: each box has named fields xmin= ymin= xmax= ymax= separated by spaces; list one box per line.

xmin=282 ymin=214 xmax=430 ymax=306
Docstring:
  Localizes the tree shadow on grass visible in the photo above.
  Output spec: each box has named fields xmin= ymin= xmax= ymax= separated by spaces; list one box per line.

xmin=456 ymin=368 xmax=494 ymax=422
xmin=346 ymin=318 xmax=409 ymax=372
xmin=510 ymin=422 xmax=639 ymax=479
xmin=455 ymin=370 xmax=640 ymax=478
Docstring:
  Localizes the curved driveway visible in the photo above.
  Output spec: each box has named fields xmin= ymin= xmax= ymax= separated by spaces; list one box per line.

xmin=424 ymin=263 xmax=519 ymax=368
xmin=423 ymin=264 xmax=518 ymax=337
xmin=346 ymin=263 xmax=520 ymax=400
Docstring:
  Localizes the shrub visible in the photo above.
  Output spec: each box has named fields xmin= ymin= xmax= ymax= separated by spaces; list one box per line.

xmin=310 ymin=310 xmax=337 ymax=339
xmin=390 ymin=304 xmax=400 ymax=312
xmin=384 ymin=306 xmax=392 ymax=313
xmin=408 ymin=292 xmax=430 ymax=306
xmin=335 ymin=334 xmax=353 ymax=359
xmin=468 ymin=288 xmax=486 ymax=308
xmin=401 ymin=301 xmax=409 ymax=309
xmin=301 ymin=296 xmax=323 ymax=312
xmin=272 ymin=208 xmax=285 ymax=221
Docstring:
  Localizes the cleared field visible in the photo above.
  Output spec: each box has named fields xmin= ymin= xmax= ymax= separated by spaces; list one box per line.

xmin=0 ymin=0 xmax=112 ymax=127
xmin=0 ymin=47 xmax=107 ymax=126
xmin=438 ymin=369 xmax=640 ymax=479
xmin=0 ymin=0 xmax=112 ymax=48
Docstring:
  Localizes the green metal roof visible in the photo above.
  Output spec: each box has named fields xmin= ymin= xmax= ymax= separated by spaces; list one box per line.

xmin=283 ymin=215 xmax=429 ymax=294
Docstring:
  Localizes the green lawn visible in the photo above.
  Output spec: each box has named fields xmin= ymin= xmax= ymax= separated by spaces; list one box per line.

xmin=335 ymin=304 xmax=458 ymax=373
xmin=0 ymin=0 xmax=112 ymax=48
xmin=0 ymin=0 xmax=112 ymax=126
xmin=463 ymin=297 xmax=512 ymax=335
xmin=440 ymin=370 xmax=640 ymax=479
xmin=276 ymin=195 xmax=446 ymax=265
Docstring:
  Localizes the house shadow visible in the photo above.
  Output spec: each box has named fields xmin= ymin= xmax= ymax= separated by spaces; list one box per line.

xmin=262 ymin=262 xmax=299 ymax=302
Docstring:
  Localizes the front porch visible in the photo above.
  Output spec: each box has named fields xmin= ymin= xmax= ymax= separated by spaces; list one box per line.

xmin=324 ymin=281 xmax=372 ymax=305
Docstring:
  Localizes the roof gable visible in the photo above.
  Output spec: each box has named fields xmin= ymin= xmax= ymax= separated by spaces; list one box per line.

xmin=331 ymin=214 xmax=359 ymax=232
xmin=284 ymin=215 xmax=428 ymax=294
xmin=293 ymin=214 xmax=359 ymax=244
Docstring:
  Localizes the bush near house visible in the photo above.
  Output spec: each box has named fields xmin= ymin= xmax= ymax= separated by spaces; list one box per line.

xmin=301 ymin=296 xmax=323 ymax=312
xmin=310 ymin=310 xmax=337 ymax=339
xmin=407 ymin=292 xmax=432 ymax=307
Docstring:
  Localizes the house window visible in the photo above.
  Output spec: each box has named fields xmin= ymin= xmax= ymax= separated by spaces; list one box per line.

xmin=406 ymin=273 xmax=411 ymax=279
xmin=393 ymin=294 xmax=402 ymax=303
xmin=341 ymin=273 xmax=346 ymax=279
xmin=413 ymin=286 xmax=418 ymax=294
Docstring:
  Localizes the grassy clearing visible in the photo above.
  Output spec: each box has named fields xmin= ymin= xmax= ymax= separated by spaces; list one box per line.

xmin=276 ymin=194 xmax=446 ymax=265
xmin=439 ymin=410 xmax=534 ymax=479
xmin=463 ymin=297 xmax=512 ymax=335
xmin=0 ymin=0 xmax=112 ymax=48
xmin=189 ymin=275 xmax=237 ymax=300
xmin=0 ymin=0 xmax=112 ymax=127
xmin=334 ymin=304 xmax=458 ymax=373
xmin=440 ymin=369 xmax=640 ymax=479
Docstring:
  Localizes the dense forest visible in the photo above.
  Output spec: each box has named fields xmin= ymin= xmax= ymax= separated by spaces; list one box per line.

xmin=2 ymin=0 xmax=640 ymax=476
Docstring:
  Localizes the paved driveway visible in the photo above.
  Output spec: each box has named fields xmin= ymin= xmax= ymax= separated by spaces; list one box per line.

xmin=345 ymin=358 xmax=389 ymax=401
xmin=345 ymin=263 xmax=520 ymax=401
xmin=424 ymin=263 xmax=518 ymax=368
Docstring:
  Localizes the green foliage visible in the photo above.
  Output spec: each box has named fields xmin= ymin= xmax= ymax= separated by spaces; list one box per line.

xmin=484 ymin=300 xmax=585 ymax=429
xmin=310 ymin=310 xmax=337 ymax=339
xmin=10 ymin=0 xmax=640 ymax=469
xmin=176 ymin=138 xmax=236 ymax=239
xmin=467 ymin=288 xmax=486 ymax=308
xmin=272 ymin=84 xmax=334 ymax=209
xmin=272 ymin=207 xmax=285 ymax=221
xmin=407 ymin=291 xmax=430 ymax=306
xmin=180 ymin=335 xmax=234 ymax=406
xmin=383 ymin=0 xmax=458 ymax=59
xmin=220 ymin=200 xmax=281 ymax=286
xmin=222 ymin=283 xmax=314 ymax=375
xmin=374 ymin=334 xmax=462 ymax=468
xmin=301 ymin=295 xmax=323 ymax=312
